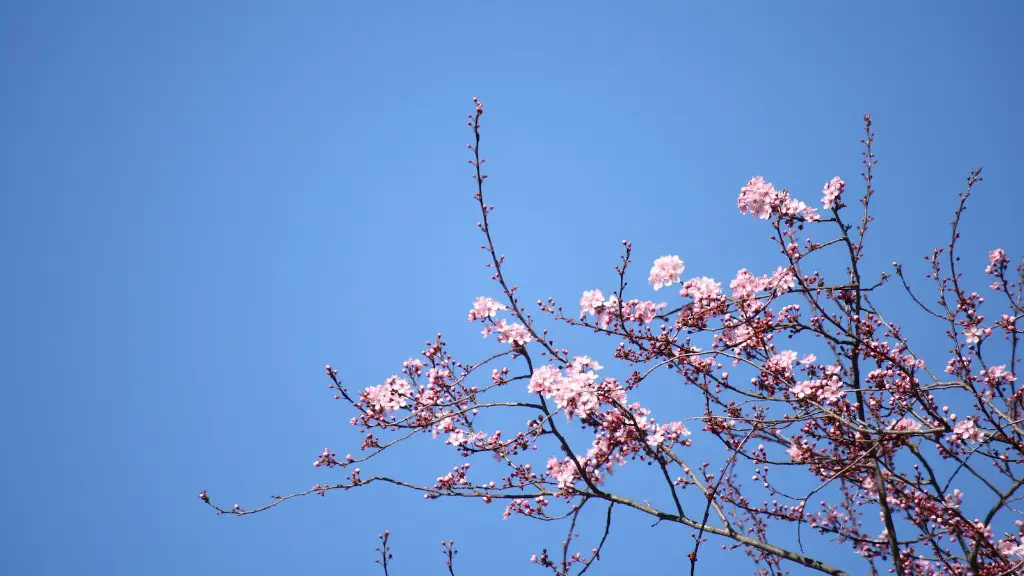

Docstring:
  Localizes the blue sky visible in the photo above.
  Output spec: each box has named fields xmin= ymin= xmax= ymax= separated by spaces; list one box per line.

xmin=2 ymin=2 xmax=1022 ymax=574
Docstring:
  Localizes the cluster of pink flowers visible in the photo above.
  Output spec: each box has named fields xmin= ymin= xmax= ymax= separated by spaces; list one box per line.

xmin=545 ymin=456 xmax=580 ymax=489
xmin=987 ymin=248 xmax=1009 ymax=275
xmin=649 ymin=255 xmax=684 ymax=290
xmin=402 ymin=357 xmax=424 ymax=376
xmin=481 ymin=319 xmax=533 ymax=346
xmin=786 ymin=439 xmax=810 ymax=462
xmin=737 ymin=176 xmax=820 ymax=221
xmin=762 ymin=350 xmax=798 ymax=382
xmin=998 ymin=536 xmax=1024 ymax=558
xmin=891 ymin=417 xmax=922 ymax=433
xmin=579 ymin=289 xmax=606 ymax=316
xmin=580 ymin=289 xmax=664 ymax=327
xmin=964 ymin=325 xmax=992 ymax=345
xmin=541 ymin=402 xmax=691 ymax=493
xmin=467 ymin=296 xmax=507 ymax=321
xmin=821 ymin=176 xmax=845 ymax=209
xmin=789 ymin=365 xmax=845 ymax=404
xmin=528 ymin=357 xmax=622 ymax=420
xmin=737 ymin=176 xmax=776 ymax=219
xmin=981 ymin=364 xmax=1017 ymax=388
xmin=361 ymin=375 xmax=413 ymax=418
xmin=503 ymin=496 xmax=547 ymax=520
xmin=729 ymin=267 xmax=796 ymax=312
xmin=951 ymin=418 xmax=985 ymax=443
xmin=433 ymin=463 xmax=471 ymax=492
xmin=678 ymin=276 xmax=727 ymax=320
xmin=624 ymin=299 xmax=663 ymax=324
xmin=644 ymin=420 xmax=689 ymax=447
xmin=496 ymin=320 xmax=532 ymax=346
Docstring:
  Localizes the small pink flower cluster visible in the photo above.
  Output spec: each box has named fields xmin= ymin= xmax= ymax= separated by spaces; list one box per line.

xmin=503 ymin=496 xmax=547 ymax=520
xmin=789 ymin=365 xmax=844 ymax=404
xmin=494 ymin=320 xmax=532 ymax=346
xmin=579 ymin=289 xmax=606 ymax=316
xmin=402 ymin=357 xmax=423 ymax=376
xmin=679 ymin=276 xmax=725 ymax=315
xmin=545 ymin=457 xmax=580 ymax=489
xmin=528 ymin=357 xmax=621 ymax=420
xmin=730 ymin=267 xmax=797 ymax=312
xmin=986 ymin=248 xmax=1009 ymax=275
xmin=361 ymin=375 xmax=413 ymax=419
xmin=579 ymin=289 xmax=664 ymax=327
xmin=997 ymin=536 xmax=1024 ymax=558
xmin=312 ymin=447 xmax=338 ymax=468
xmin=980 ymin=365 xmax=1017 ymax=389
xmin=480 ymin=319 xmax=532 ymax=346
xmin=958 ymin=292 xmax=991 ymax=345
xmin=467 ymin=296 xmax=507 ymax=321
xmin=762 ymin=350 xmax=798 ymax=382
xmin=786 ymin=439 xmax=810 ymax=462
xmin=821 ymin=176 xmax=845 ymax=209
xmin=951 ymin=418 xmax=984 ymax=444
xmin=738 ymin=176 xmax=820 ymax=221
xmin=543 ymin=403 xmax=691 ymax=492
xmin=649 ymin=255 xmax=685 ymax=291
xmin=433 ymin=463 xmax=471 ymax=492
xmin=625 ymin=300 xmax=664 ymax=324
xmin=892 ymin=417 xmax=922 ymax=433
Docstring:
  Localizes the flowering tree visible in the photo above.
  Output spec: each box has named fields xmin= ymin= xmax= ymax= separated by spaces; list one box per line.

xmin=202 ymin=100 xmax=1024 ymax=576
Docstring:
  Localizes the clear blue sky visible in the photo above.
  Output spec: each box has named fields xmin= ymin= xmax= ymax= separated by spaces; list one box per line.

xmin=2 ymin=2 xmax=1022 ymax=575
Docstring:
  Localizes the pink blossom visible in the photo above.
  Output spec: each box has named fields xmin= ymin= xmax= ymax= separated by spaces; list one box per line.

xmin=447 ymin=429 xmax=468 ymax=447
xmin=790 ymin=381 xmax=815 ymax=400
xmin=787 ymin=442 xmax=806 ymax=462
xmin=570 ymin=356 xmax=603 ymax=373
xmin=579 ymin=289 xmax=605 ymax=316
xmin=789 ymin=366 xmax=844 ymax=404
xmin=981 ymin=364 xmax=1017 ymax=387
xmin=468 ymin=296 xmax=507 ymax=321
xmin=763 ymin=350 xmax=797 ymax=381
xmin=649 ymin=255 xmax=685 ymax=291
xmin=481 ymin=319 xmax=533 ymax=346
xmin=648 ymin=421 xmax=690 ymax=447
xmin=720 ymin=321 xmax=754 ymax=350
xmin=546 ymin=457 xmax=580 ymax=489
xmin=556 ymin=373 xmax=601 ymax=419
xmin=998 ymin=537 xmax=1024 ymax=558
xmin=819 ymin=367 xmax=845 ymax=402
xmin=821 ymin=177 xmax=845 ymax=209
xmin=431 ymin=414 xmax=456 ymax=438
xmin=645 ymin=426 xmax=665 ymax=447
xmin=952 ymin=418 xmax=984 ymax=443
xmin=738 ymin=176 xmax=777 ymax=219
xmin=738 ymin=175 xmax=819 ymax=221
xmin=362 ymin=376 xmax=413 ymax=416
xmin=426 ymin=367 xmax=450 ymax=387
xmin=528 ymin=358 xmax=619 ymax=420
xmin=679 ymin=276 xmax=725 ymax=315
xmin=729 ymin=268 xmax=772 ymax=307
xmin=402 ymin=357 xmax=424 ymax=376
xmin=986 ymin=248 xmax=1009 ymax=275
xmin=892 ymin=418 xmax=922 ymax=433
xmin=769 ymin=266 xmax=797 ymax=294
xmin=594 ymin=294 xmax=618 ymax=328
xmin=528 ymin=365 xmax=561 ymax=395
xmin=496 ymin=321 xmax=532 ymax=346
xmin=628 ymin=300 xmax=663 ymax=324
xmin=779 ymin=197 xmax=820 ymax=221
